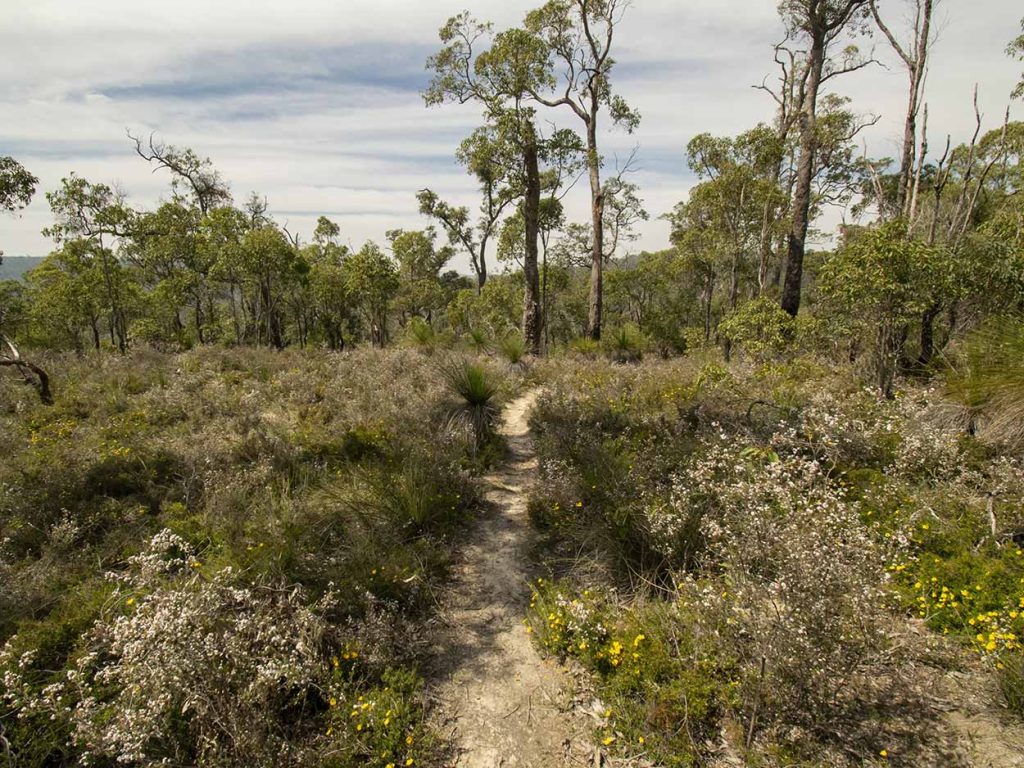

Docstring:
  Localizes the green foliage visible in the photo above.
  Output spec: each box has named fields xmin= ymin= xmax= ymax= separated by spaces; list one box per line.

xmin=1010 ymin=16 xmax=1024 ymax=100
xmin=946 ymin=318 xmax=1024 ymax=448
xmin=498 ymin=331 xmax=527 ymax=364
xmin=441 ymin=358 xmax=500 ymax=450
xmin=323 ymin=667 xmax=441 ymax=768
xmin=718 ymin=298 xmax=795 ymax=360
xmin=526 ymin=580 xmax=725 ymax=766
xmin=0 ymin=156 xmax=38 ymax=214
xmin=344 ymin=242 xmax=400 ymax=347
xmin=819 ymin=223 xmax=947 ymax=395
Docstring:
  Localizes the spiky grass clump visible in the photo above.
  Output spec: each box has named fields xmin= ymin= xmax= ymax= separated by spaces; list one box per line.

xmin=603 ymin=324 xmax=646 ymax=364
xmin=498 ymin=333 xmax=527 ymax=366
xmin=404 ymin=317 xmax=437 ymax=353
xmin=465 ymin=327 xmax=490 ymax=354
xmin=946 ymin=318 xmax=1024 ymax=449
xmin=441 ymin=358 xmax=500 ymax=451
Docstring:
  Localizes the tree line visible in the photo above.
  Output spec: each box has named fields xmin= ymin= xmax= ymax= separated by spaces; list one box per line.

xmin=2 ymin=0 xmax=1024 ymax=399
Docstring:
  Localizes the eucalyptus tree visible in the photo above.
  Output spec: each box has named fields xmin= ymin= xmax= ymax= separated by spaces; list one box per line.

xmin=819 ymin=222 xmax=945 ymax=397
xmin=417 ymin=125 xmax=517 ymax=290
xmin=777 ymin=0 xmax=872 ymax=316
xmin=205 ymin=206 xmax=251 ymax=344
xmin=426 ymin=13 xmax=550 ymax=354
xmin=0 ymin=156 xmax=37 ymax=217
xmin=0 ymin=159 xmax=48 ymax=399
xmin=304 ymin=219 xmax=351 ymax=351
xmin=869 ymin=0 xmax=936 ymax=219
xmin=388 ymin=227 xmax=454 ymax=325
xmin=129 ymin=201 xmax=218 ymax=343
xmin=43 ymin=175 xmax=136 ymax=352
xmin=0 ymin=155 xmax=38 ymax=269
xmin=25 ymin=240 xmax=107 ymax=353
xmin=679 ymin=133 xmax=787 ymax=354
xmin=343 ymin=242 xmax=399 ymax=348
xmin=236 ymin=224 xmax=306 ymax=349
xmin=524 ymin=0 xmax=640 ymax=340
xmin=129 ymin=132 xmax=231 ymax=215
xmin=1010 ymin=16 xmax=1024 ymax=100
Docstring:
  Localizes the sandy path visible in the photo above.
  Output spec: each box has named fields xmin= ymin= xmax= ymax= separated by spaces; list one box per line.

xmin=427 ymin=390 xmax=591 ymax=768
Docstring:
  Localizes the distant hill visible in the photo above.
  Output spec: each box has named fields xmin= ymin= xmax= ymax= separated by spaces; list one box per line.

xmin=0 ymin=256 xmax=44 ymax=282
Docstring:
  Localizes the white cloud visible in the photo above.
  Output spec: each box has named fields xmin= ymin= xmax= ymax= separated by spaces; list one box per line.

xmin=1 ymin=0 xmax=1021 ymax=273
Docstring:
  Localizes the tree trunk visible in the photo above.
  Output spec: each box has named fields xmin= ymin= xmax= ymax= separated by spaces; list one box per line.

xmin=194 ymin=297 xmax=205 ymax=345
xmin=478 ymin=234 xmax=488 ymax=293
xmin=877 ymin=322 xmax=897 ymax=399
xmin=780 ymin=32 xmax=824 ymax=317
xmin=702 ymin=270 xmax=716 ymax=342
xmin=585 ymin=118 xmax=604 ymax=341
xmin=522 ymin=138 xmax=543 ymax=356
xmin=918 ymin=300 xmax=941 ymax=366
xmin=724 ymin=253 xmax=740 ymax=361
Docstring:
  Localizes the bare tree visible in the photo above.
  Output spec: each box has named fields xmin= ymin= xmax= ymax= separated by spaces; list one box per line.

xmin=869 ymin=0 xmax=937 ymax=219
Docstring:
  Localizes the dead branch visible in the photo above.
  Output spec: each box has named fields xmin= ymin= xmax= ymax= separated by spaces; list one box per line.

xmin=0 ymin=336 xmax=53 ymax=405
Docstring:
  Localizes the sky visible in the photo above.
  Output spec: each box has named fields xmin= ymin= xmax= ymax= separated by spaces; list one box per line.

xmin=1 ymin=0 xmax=1021 ymax=274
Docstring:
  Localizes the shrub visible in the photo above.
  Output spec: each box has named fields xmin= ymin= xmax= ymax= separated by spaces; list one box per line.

xmin=441 ymin=358 xmax=500 ymax=452
xmin=2 ymin=531 xmax=336 ymax=767
xmin=498 ymin=332 xmax=527 ymax=365
xmin=602 ymin=324 xmax=646 ymax=363
xmin=718 ymin=298 xmax=795 ymax=361
xmin=526 ymin=580 xmax=726 ymax=766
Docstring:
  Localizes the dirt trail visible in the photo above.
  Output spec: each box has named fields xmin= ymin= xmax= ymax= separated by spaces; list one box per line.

xmin=427 ymin=390 xmax=592 ymax=768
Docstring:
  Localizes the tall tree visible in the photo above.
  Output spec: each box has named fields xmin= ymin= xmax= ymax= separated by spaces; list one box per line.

xmin=869 ymin=0 xmax=935 ymax=219
xmin=43 ymin=175 xmax=136 ymax=352
xmin=1009 ymin=16 xmax=1024 ymax=100
xmin=129 ymin=133 xmax=231 ymax=215
xmin=426 ymin=14 xmax=550 ymax=354
xmin=525 ymin=0 xmax=640 ymax=340
xmin=777 ymin=0 xmax=871 ymax=316
xmin=417 ymin=126 xmax=517 ymax=290
xmin=343 ymin=242 xmax=399 ymax=348
xmin=388 ymin=227 xmax=454 ymax=324
xmin=0 ymin=157 xmax=38 ymax=265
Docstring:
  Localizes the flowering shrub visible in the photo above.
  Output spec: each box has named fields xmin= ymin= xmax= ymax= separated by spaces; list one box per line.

xmin=525 ymin=579 xmax=726 ymax=767
xmin=0 ymin=347 xmax=504 ymax=764
xmin=527 ymin=356 xmax=1017 ymax=762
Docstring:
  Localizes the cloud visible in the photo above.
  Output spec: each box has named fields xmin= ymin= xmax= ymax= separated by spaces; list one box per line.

xmin=1 ymin=0 xmax=1021 ymax=273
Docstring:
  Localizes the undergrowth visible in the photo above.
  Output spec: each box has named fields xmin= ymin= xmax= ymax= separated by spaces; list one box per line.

xmin=527 ymin=354 xmax=1024 ymax=766
xmin=0 ymin=347 xmax=507 ymax=766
